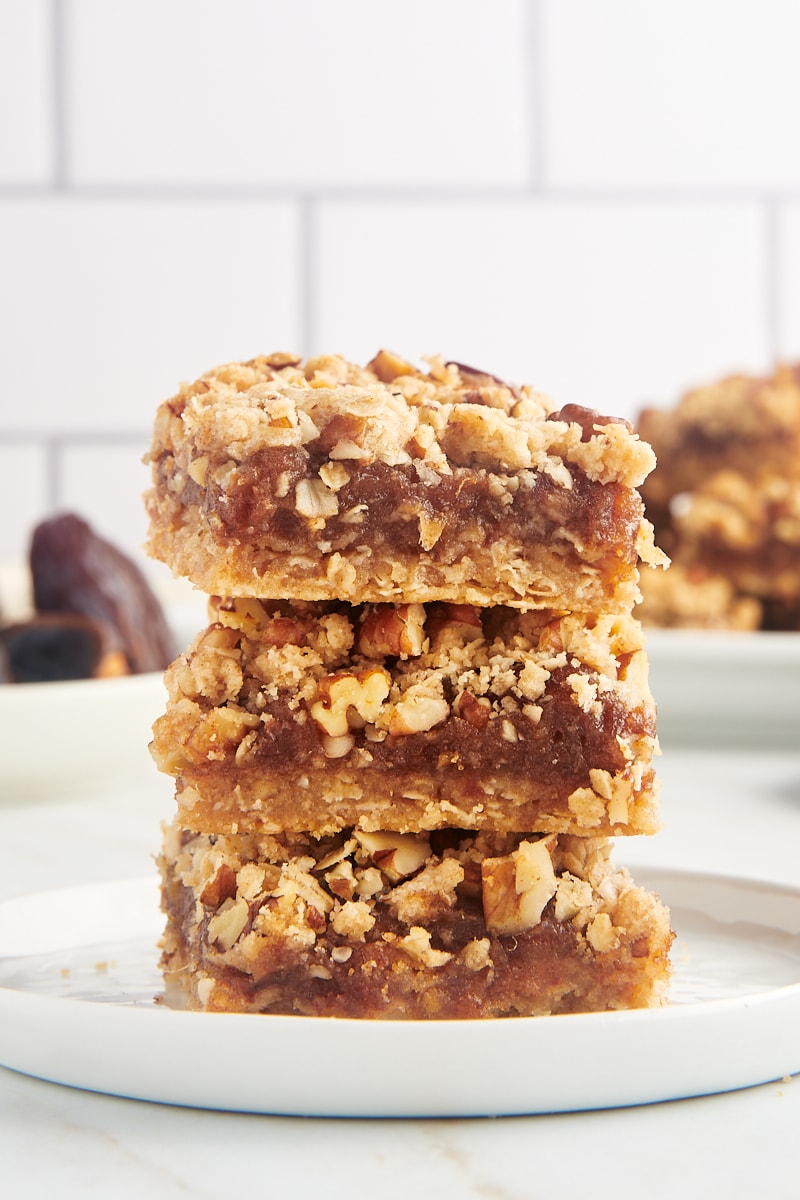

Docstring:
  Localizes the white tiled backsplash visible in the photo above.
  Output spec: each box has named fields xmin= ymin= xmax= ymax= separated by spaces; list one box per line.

xmin=1 ymin=0 xmax=799 ymax=569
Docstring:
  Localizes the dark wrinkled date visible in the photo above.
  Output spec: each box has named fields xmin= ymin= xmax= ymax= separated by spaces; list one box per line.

xmin=0 ymin=512 xmax=175 ymax=684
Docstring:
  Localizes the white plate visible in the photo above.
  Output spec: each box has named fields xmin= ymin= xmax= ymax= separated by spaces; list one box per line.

xmin=1 ymin=868 xmax=799 ymax=1117
xmin=645 ymin=629 xmax=800 ymax=748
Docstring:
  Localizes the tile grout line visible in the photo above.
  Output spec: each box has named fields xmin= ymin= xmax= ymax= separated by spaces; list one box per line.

xmin=763 ymin=198 xmax=781 ymax=363
xmin=3 ymin=182 xmax=800 ymax=205
xmin=2 ymin=437 xmax=150 ymax=499
xmin=51 ymin=0 xmax=68 ymax=188
xmin=43 ymin=438 xmax=61 ymax=510
xmin=297 ymin=195 xmax=316 ymax=357
xmin=526 ymin=0 xmax=545 ymax=188
xmin=2 ymin=431 xmax=150 ymax=443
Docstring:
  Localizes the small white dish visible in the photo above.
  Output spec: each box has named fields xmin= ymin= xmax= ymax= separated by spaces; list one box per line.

xmin=646 ymin=629 xmax=800 ymax=748
xmin=0 ymin=562 xmax=207 ymax=798
xmin=0 ymin=867 xmax=798 ymax=1116
xmin=0 ymin=671 xmax=168 ymax=796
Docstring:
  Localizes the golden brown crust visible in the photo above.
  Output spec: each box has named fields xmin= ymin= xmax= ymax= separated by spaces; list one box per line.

xmin=150 ymin=597 xmax=660 ymax=838
xmin=145 ymin=351 xmax=662 ymax=611
xmin=158 ymin=821 xmax=673 ymax=1018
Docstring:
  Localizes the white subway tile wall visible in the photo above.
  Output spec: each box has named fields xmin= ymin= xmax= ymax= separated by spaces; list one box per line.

xmin=0 ymin=198 xmax=302 ymax=434
xmin=778 ymin=204 xmax=800 ymax=357
xmin=66 ymin=0 xmax=532 ymax=188
xmin=0 ymin=443 xmax=49 ymax=562
xmin=543 ymin=0 xmax=800 ymax=189
xmin=0 ymin=0 xmax=798 ymax=568
xmin=58 ymin=441 xmax=162 ymax=561
xmin=0 ymin=0 xmax=52 ymax=184
xmin=314 ymin=199 xmax=769 ymax=417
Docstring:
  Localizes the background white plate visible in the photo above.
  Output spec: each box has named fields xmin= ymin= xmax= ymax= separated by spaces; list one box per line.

xmin=0 ymin=562 xmax=207 ymax=796
xmin=0 ymin=868 xmax=798 ymax=1117
xmin=644 ymin=629 xmax=799 ymax=749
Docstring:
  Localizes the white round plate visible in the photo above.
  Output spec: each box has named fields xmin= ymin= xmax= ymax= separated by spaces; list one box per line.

xmin=0 ymin=868 xmax=799 ymax=1117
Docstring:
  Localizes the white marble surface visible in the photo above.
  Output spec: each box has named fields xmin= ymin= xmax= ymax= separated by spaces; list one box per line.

xmin=2 ymin=745 xmax=800 ymax=1198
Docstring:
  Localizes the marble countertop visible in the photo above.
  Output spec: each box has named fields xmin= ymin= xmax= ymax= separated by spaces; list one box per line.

xmin=2 ymin=744 xmax=799 ymax=1198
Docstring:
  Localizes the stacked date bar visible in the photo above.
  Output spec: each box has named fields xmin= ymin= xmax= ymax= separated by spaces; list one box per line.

xmin=146 ymin=350 xmax=673 ymax=1018
xmin=638 ymin=363 xmax=800 ymax=631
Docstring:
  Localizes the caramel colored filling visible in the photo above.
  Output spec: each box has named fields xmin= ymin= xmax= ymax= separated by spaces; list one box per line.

xmin=162 ymin=452 xmax=644 ymax=571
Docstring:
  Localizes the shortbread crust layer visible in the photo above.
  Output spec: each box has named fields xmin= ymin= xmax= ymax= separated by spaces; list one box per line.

xmin=159 ymin=822 xmax=673 ymax=1019
xmin=150 ymin=597 xmax=660 ymax=838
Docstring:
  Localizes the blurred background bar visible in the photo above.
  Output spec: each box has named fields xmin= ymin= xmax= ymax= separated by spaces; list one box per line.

xmin=1 ymin=0 xmax=799 ymax=565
